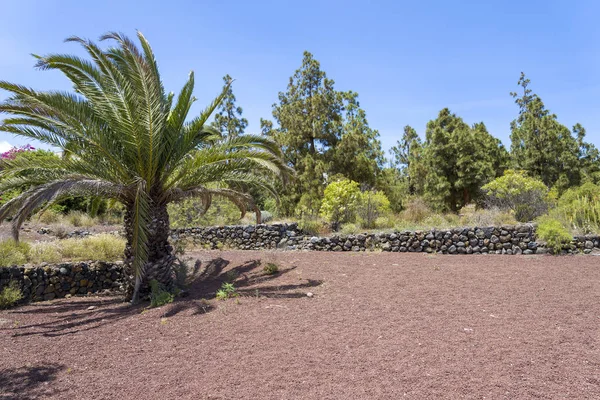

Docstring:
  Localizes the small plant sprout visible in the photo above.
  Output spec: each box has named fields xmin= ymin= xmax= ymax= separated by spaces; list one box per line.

xmin=216 ymin=282 xmax=239 ymax=300
xmin=263 ymin=262 xmax=279 ymax=275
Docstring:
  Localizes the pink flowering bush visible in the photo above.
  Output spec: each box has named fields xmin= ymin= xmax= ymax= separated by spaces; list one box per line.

xmin=0 ymin=144 xmax=35 ymax=160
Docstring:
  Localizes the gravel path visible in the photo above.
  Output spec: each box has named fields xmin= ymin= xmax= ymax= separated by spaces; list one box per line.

xmin=2 ymin=251 xmax=600 ymax=399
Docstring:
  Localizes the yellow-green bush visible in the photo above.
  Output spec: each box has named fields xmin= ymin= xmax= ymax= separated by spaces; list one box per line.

xmin=319 ymin=179 xmax=362 ymax=225
xmin=358 ymin=190 xmax=391 ymax=229
xmin=58 ymin=234 xmax=124 ymax=261
xmin=0 ymin=234 xmax=125 ymax=266
xmin=0 ymin=281 xmax=23 ymax=309
xmin=65 ymin=211 xmax=97 ymax=228
xmin=36 ymin=209 xmax=62 ymax=224
xmin=27 ymin=242 xmax=62 ymax=264
xmin=555 ymin=183 xmax=600 ymax=234
xmin=536 ymin=216 xmax=572 ymax=254
xmin=168 ymin=197 xmax=242 ymax=228
xmin=340 ymin=223 xmax=360 ymax=235
xmin=0 ymin=240 xmax=30 ymax=267
xmin=482 ymin=170 xmax=549 ymax=222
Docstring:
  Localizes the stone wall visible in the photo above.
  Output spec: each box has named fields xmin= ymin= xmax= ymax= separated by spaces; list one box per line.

xmin=171 ymin=223 xmax=600 ymax=255
xmin=0 ymin=261 xmax=125 ymax=304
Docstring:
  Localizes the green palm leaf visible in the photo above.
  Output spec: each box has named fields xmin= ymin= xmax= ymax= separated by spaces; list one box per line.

xmin=0 ymin=31 xmax=290 ymax=303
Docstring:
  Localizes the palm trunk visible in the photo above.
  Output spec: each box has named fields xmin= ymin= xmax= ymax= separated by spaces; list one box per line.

xmin=123 ymin=200 xmax=174 ymax=302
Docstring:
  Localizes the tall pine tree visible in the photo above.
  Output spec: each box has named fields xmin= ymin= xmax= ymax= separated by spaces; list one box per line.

xmin=214 ymin=74 xmax=248 ymax=139
xmin=261 ymin=51 xmax=384 ymax=215
xmin=423 ymin=109 xmax=507 ymax=211
xmin=509 ymin=72 xmax=595 ymax=193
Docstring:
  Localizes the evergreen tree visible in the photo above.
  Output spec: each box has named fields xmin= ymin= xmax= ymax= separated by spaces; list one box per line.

xmin=331 ymin=93 xmax=384 ymax=187
xmin=262 ymin=51 xmax=383 ymax=215
xmin=573 ymin=123 xmax=600 ymax=184
xmin=509 ymin=72 xmax=584 ymax=192
xmin=390 ymin=125 xmax=423 ymax=194
xmin=214 ymin=74 xmax=248 ymax=139
xmin=423 ymin=109 xmax=507 ymax=211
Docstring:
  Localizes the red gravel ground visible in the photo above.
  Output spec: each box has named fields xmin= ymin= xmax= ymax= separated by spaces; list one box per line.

xmin=1 ymin=251 xmax=600 ymax=399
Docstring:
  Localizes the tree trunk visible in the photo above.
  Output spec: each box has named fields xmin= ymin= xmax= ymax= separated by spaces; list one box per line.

xmin=123 ymin=200 xmax=174 ymax=302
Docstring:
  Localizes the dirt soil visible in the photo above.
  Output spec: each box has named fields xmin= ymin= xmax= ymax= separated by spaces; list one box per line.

xmin=1 ymin=251 xmax=600 ymax=399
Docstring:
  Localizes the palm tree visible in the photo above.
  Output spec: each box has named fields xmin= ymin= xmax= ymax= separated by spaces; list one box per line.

xmin=0 ymin=32 xmax=291 ymax=303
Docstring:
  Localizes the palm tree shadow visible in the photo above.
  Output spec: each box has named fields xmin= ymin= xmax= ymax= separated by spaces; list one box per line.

xmin=0 ymin=363 xmax=65 ymax=399
xmin=162 ymin=256 xmax=323 ymax=317
xmin=2 ymin=297 xmax=145 ymax=338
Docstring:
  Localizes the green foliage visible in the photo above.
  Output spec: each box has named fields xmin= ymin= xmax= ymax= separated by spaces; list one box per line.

xmin=330 ymin=98 xmax=385 ymax=187
xmin=510 ymin=73 xmax=598 ymax=193
xmin=357 ymin=190 xmax=391 ymax=229
xmin=65 ymin=211 xmax=97 ymax=227
xmin=168 ymin=197 xmax=242 ymax=228
xmin=216 ymin=282 xmax=238 ymax=300
xmin=0 ymin=281 xmax=23 ymax=309
xmin=298 ymin=217 xmax=327 ymax=236
xmin=422 ymin=109 xmax=508 ymax=211
xmin=224 ymin=270 xmax=240 ymax=283
xmin=389 ymin=125 xmax=426 ymax=195
xmin=0 ymin=240 xmax=30 ymax=266
xmin=340 ymin=223 xmax=360 ymax=234
xmin=319 ymin=179 xmax=361 ymax=225
xmin=57 ymin=234 xmax=125 ymax=262
xmin=36 ymin=209 xmax=62 ymax=224
xmin=213 ymin=74 xmax=248 ymax=140
xmin=149 ymin=279 xmax=174 ymax=308
xmin=0 ymin=33 xmax=289 ymax=303
xmin=375 ymin=167 xmax=409 ymax=213
xmin=536 ymin=216 xmax=572 ymax=254
xmin=0 ymin=234 xmax=125 ymax=267
xmin=173 ymin=258 xmax=190 ymax=288
xmin=263 ymin=262 xmax=279 ymax=275
xmin=482 ymin=170 xmax=549 ymax=222
xmin=555 ymin=183 xmax=600 ymax=234
xmin=400 ymin=197 xmax=432 ymax=223
xmin=261 ymin=51 xmax=383 ymax=216
xmin=458 ymin=204 xmax=518 ymax=227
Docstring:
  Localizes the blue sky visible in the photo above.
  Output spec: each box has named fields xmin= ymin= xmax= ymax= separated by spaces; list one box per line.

xmin=1 ymin=0 xmax=599 ymax=155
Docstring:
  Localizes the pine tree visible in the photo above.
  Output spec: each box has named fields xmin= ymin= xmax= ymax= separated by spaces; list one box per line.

xmin=423 ymin=109 xmax=507 ymax=211
xmin=214 ymin=74 xmax=248 ymax=140
xmin=390 ymin=125 xmax=422 ymax=194
xmin=331 ymin=93 xmax=384 ymax=188
xmin=509 ymin=72 xmax=583 ymax=192
xmin=262 ymin=51 xmax=383 ymax=215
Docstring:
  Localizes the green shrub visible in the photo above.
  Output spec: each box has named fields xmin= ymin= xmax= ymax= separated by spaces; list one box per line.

xmin=216 ymin=282 xmax=238 ymax=300
xmin=263 ymin=262 xmax=279 ymax=275
xmin=27 ymin=242 xmax=62 ymax=264
xmin=556 ymin=183 xmax=600 ymax=234
xmin=58 ymin=234 xmax=125 ymax=261
xmin=340 ymin=223 xmax=360 ymax=235
xmin=149 ymin=279 xmax=174 ymax=308
xmin=298 ymin=217 xmax=328 ymax=236
xmin=482 ymin=170 xmax=549 ymax=222
xmin=400 ymin=197 xmax=431 ymax=223
xmin=357 ymin=190 xmax=391 ymax=229
xmin=168 ymin=197 xmax=242 ymax=228
xmin=36 ymin=209 xmax=62 ymax=224
xmin=459 ymin=204 xmax=517 ymax=227
xmin=536 ymin=216 xmax=572 ymax=254
xmin=65 ymin=211 xmax=97 ymax=228
xmin=0 ymin=281 xmax=23 ymax=309
xmin=0 ymin=240 xmax=30 ymax=267
xmin=374 ymin=216 xmax=394 ymax=229
xmin=320 ymin=178 xmax=362 ymax=226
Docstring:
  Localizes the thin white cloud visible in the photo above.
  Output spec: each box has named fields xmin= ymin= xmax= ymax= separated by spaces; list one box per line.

xmin=0 ymin=141 xmax=13 ymax=153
